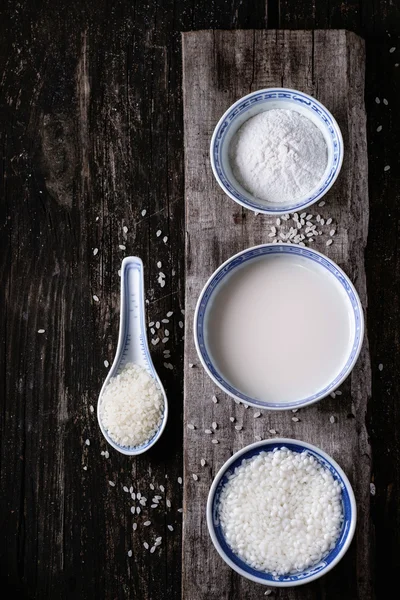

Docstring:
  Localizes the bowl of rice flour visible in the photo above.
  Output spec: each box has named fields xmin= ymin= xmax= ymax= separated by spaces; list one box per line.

xmin=210 ymin=88 xmax=343 ymax=215
xmin=207 ymin=439 xmax=356 ymax=587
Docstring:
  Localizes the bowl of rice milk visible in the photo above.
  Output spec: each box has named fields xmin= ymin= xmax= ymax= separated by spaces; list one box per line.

xmin=207 ymin=439 xmax=356 ymax=587
xmin=210 ymin=88 xmax=343 ymax=215
xmin=194 ymin=243 xmax=364 ymax=410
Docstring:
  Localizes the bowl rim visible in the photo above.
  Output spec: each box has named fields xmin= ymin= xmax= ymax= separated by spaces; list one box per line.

xmin=209 ymin=87 xmax=344 ymax=216
xmin=193 ymin=243 xmax=364 ymax=411
xmin=206 ymin=438 xmax=357 ymax=587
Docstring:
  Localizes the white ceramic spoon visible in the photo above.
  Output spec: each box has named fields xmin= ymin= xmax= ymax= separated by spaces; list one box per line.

xmin=97 ymin=256 xmax=168 ymax=455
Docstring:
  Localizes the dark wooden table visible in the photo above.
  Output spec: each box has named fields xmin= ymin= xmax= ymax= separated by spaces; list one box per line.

xmin=1 ymin=2 xmax=399 ymax=599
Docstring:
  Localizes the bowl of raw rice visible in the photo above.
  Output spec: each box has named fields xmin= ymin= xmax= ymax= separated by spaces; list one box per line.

xmin=207 ymin=438 xmax=356 ymax=587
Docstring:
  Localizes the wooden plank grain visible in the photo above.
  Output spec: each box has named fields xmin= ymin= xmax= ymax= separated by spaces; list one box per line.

xmin=0 ymin=3 xmax=188 ymax=599
xmin=182 ymin=30 xmax=371 ymax=599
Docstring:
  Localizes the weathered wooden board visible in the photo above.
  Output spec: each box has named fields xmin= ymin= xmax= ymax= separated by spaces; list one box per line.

xmin=182 ymin=30 xmax=371 ymax=599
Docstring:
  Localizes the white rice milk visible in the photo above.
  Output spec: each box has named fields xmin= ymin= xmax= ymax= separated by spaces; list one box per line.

xmin=205 ymin=254 xmax=354 ymax=403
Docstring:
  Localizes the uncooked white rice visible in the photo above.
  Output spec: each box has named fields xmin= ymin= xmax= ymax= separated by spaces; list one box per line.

xmin=100 ymin=364 xmax=164 ymax=447
xmin=218 ymin=448 xmax=343 ymax=576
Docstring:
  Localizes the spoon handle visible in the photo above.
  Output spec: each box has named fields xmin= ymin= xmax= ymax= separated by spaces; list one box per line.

xmin=116 ymin=256 xmax=152 ymax=373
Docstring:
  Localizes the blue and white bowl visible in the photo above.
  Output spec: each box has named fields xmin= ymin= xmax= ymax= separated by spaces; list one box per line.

xmin=210 ymin=88 xmax=343 ymax=215
xmin=207 ymin=439 xmax=357 ymax=587
xmin=194 ymin=243 xmax=364 ymax=411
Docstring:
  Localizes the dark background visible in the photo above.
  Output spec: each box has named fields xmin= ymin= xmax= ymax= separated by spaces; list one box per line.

xmin=0 ymin=1 xmax=399 ymax=599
